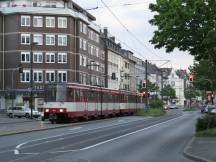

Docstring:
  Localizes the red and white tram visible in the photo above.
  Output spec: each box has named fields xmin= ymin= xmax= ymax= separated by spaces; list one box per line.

xmin=43 ymin=83 xmax=144 ymax=123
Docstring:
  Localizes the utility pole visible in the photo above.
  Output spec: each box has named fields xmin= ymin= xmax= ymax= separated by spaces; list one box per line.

xmin=30 ymin=42 xmax=37 ymax=119
xmin=161 ymin=70 xmax=163 ymax=100
xmin=145 ymin=59 xmax=148 ymax=110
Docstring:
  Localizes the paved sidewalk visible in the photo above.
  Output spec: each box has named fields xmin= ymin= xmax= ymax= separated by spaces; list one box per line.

xmin=0 ymin=113 xmax=38 ymax=124
xmin=184 ymin=137 xmax=216 ymax=162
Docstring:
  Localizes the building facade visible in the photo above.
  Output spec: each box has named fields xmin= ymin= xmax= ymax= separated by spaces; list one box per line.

xmin=0 ymin=0 xmax=104 ymax=110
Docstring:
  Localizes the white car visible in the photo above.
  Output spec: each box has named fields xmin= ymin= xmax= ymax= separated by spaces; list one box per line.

xmin=7 ymin=106 xmax=41 ymax=118
xmin=210 ymin=108 xmax=216 ymax=114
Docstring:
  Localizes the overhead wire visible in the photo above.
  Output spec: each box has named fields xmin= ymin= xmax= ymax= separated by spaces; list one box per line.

xmin=100 ymin=0 xmax=166 ymax=60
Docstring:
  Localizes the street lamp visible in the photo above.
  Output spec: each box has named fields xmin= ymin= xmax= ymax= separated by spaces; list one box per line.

xmin=30 ymin=42 xmax=38 ymax=119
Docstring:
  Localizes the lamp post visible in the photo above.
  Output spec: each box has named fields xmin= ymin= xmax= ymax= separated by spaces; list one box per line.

xmin=30 ymin=42 xmax=37 ymax=119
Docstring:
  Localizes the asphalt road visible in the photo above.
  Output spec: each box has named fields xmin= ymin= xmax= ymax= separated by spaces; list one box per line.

xmin=0 ymin=110 xmax=199 ymax=162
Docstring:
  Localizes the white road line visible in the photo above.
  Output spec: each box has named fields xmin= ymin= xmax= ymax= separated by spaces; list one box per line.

xmin=13 ymin=116 xmax=178 ymax=155
xmin=80 ymin=115 xmax=184 ymax=151
xmin=68 ymin=127 xmax=82 ymax=131
xmin=50 ymin=149 xmax=80 ymax=154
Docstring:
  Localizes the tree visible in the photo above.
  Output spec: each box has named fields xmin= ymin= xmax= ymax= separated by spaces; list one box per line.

xmin=184 ymin=86 xmax=199 ymax=99
xmin=189 ymin=60 xmax=216 ymax=91
xmin=149 ymin=0 xmax=216 ymax=66
xmin=161 ymin=85 xmax=176 ymax=99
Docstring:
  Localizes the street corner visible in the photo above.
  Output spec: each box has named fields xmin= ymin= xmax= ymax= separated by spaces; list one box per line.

xmin=183 ymin=137 xmax=215 ymax=162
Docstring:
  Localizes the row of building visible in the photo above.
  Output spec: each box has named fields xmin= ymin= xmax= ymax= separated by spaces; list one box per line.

xmin=0 ymin=0 xmax=186 ymax=111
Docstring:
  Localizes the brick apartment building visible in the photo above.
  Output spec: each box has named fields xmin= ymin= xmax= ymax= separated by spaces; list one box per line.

xmin=0 ymin=0 xmax=105 ymax=110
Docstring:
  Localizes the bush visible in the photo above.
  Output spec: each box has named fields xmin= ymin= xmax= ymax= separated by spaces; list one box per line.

xmin=149 ymin=99 xmax=163 ymax=109
xmin=196 ymin=115 xmax=216 ymax=132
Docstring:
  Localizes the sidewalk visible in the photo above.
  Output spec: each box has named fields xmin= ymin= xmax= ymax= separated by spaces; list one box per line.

xmin=0 ymin=113 xmax=38 ymax=124
xmin=184 ymin=137 xmax=216 ymax=162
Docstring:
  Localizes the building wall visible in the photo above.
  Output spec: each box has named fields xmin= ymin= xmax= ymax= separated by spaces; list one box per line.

xmin=107 ymin=50 xmax=120 ymax=89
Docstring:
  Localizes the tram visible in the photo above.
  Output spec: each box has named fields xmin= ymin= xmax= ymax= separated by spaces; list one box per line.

xmin=43 ymin=83 xmax=144 ymax=123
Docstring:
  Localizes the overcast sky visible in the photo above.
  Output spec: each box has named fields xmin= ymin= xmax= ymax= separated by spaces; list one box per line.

xmin=75 ymin=0 xmax=194 ymax=70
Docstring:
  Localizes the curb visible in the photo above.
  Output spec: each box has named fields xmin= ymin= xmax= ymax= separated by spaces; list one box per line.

xmin=183 ymin=137 xmax=213 ymax=162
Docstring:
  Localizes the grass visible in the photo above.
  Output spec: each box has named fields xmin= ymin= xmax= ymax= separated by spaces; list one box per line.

xmin=135 ymin=108 xmax=165 ymax=117
xmin=183 ymin=108 xmax=197 ymax=111
xmin=196 ymin=128 xmax=216 ymax=137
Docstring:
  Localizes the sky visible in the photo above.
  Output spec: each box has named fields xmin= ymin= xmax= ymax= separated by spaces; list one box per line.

xmin=75 ymin=0 xmax=194 ymax=70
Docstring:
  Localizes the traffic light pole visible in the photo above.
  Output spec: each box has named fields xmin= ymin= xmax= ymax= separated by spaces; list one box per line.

xmin=145 ymin=60 xmax=148 ymax=110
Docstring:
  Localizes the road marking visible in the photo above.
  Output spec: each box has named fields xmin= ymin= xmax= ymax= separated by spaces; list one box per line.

xmin=80 ymin=115 xmax=184 ymax=151
xmin=13 ymin=116 xmax=178 ymax=155
xmin=50 ymin=149 xmax=80 ymax=154
xmin=68 ymin=126 xmax=82 ymax=131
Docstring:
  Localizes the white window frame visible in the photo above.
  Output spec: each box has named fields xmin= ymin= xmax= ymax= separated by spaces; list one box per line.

xmin=79 ymin=21 xmax=83 ymax=32
xmin=46 ymin=71 xmax=55 ymax=83
xmin=21 ymin=70 xmax=30 ymax=82
xmin=21 ymin=34 xmax=30 ymax=45
xmin=33 ymin=70 xmax=43 ymax=83
xmin=83 ymin=39 xmax=87 ymax=51
xmin=46 ymin=34 xmax=55 ymax=45
xmin=33 ymin=34 xmax=43 ymax=45
xmin=58 ymin=35 xmax=67 ymax=46
xmin=58 ymin=53 xmax=67 ymax=63
xmin=21 ymin=15 xmax=30 ymax=27
xmin=21 ymin=52 xmax=30 ymax=63
xmin=83 ymin=23 xmax=87 ymax=34
xmin=58 ymin=17 xmax=67 ymax=28
xmin=79 ymin=38 xmax=83 ymax=49
xmin=33 ymin=16 xmax=43 ymax=27
xmin=33 ymin=52 xmax=43 ymax=63
xmin=58 ymin=71 xmax=67 ymax=82
xmin=46 ymin=17 xmax=55 ymax=28
xmin=46 ymin=53 xmax=55 ymax=63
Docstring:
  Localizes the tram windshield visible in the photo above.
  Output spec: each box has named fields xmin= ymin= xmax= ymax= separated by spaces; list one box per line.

xmin=45 ymin=84 xmax=66 ymax=102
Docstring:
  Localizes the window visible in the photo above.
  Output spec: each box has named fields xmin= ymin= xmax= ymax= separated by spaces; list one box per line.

xmin=79 ymin=55 xmax=86 ymax=66
xmin=33 ymin=34 xmax=43 ymax=45
xmin=33 ymin=52 xmax=43 ymax=63
xmin=46 ymin=53 xmax=55 ymax=63
xmin=83 ymin=39 xmax=87 ymax=50
xmin=46 ymin=71 xmax=55 ymax=82
xmin=96 ymin=48 xmax=99 ymax=57
xmin=46 ymin=35 xmax=55 ymax=45
xmin=46 ymin=17 xmax=55 ymax=28
xmin=58 ymin=17 xmax=67 ymax=28
xmin=79 ymin=38 xmax=83 ymax=49
xmin=58 ymin=35 xmax=67 ymax=46
xmin=21 ymin=52 xmax=30 ymax=63
xmin=33 ymin=70 xmax=43 ymax=83
xmin=21 ymin=34 xmax=30 ymax=45
xmin=21 ymin=70 xmax=30 ymax=82
xmin=33 ymin=16 xmax=43 ymax=27
xmin=58 ymin=71 xmax=67 ymax=82
xmin=83 ymin=23 xmax=87 ymax=34
xmin=21 ymin=15 xmax=30 ymax=27
xmin=79 ymin=21 xmax=83 ymax=32
xmin=58 ymin=53 xmax=67 ymax=63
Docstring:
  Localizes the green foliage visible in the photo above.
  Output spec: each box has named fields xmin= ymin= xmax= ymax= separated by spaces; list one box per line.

xmin=189 ymin=60 xmax=216 ymax=91
xmin=149 ymin=0 xmax=216 ymax=64
xmin=147 ymin=79 xmax=160 ymax=92
xmin=16 ymin=102 xmax=24 ymax=106
xmin=196 ymin=128 xmax=216 ymax=137
xmin=135 ymin=108 xmax=165 ymax=116
xmin=149 ymin=99 xmax=163 ymax=109
xmin=184 ymin=86 xmax=199 ymax=99
xmin=161 ymin=85 xmax=176 ymax=99
xmin=196 ymin=115 xmax=216 ymax=132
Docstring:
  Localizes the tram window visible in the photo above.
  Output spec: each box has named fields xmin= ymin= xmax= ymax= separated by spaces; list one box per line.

xmin=67 ymin=89 xmax=75 ymax=102
xmin=75 ymin=89 xmax=80 ymax=101
xmin=56 ymin=84 xmax=66 ymax=102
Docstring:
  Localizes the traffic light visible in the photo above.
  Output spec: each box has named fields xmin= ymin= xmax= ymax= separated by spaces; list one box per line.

xmin=142 ymin=80 xmax=146 ymax=88
xmin=189 ymin=74 xmax=193 ymax=82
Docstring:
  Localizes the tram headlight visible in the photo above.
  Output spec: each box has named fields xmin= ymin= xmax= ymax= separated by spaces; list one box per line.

xmin=60 ymin=109 xmax=64 ymax=112
xmin=45 ymin=109 xmax=49 ymax=113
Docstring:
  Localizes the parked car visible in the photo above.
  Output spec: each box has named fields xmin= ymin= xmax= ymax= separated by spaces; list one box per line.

xmin=168 ymin=104 xmax=178 ymax=109
xmin=210 ymin=108 xmax=216 ymax=114
xmin=7 ymin=106 xmax=41 ymax=118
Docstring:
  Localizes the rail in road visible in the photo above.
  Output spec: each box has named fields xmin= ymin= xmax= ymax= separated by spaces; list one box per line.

xmin=0 ymin=110 xmax=198 ymax=162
